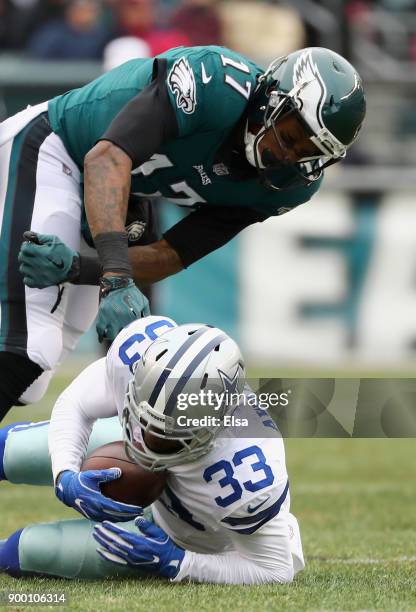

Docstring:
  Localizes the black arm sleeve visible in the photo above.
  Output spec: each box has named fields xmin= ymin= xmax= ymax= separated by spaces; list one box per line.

xmin=100 ymin=59 xmax=179 ymax=167
xmin=163 ymin=206 xmax=268 ymax=268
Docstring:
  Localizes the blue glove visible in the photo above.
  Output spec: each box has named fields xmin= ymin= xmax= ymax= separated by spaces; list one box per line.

xmin=18 ymin=232 xmax=78 ymax=288
xmin=55 ymin=469 xmax=143 ymax=522
xmin=93 ymin=517 xmax=185 ymax=579
xmin=96 ymin=276 xmax=150 ymax=343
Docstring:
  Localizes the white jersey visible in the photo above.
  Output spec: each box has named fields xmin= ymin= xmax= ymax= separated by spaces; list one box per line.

xmin=49 ymin=315 xmax=304 ymax=584
xmin=104 ymin=318 xmax=290 ymax=553
xmin=106 ymin=315 xmax=178 ymax=419
xmin=153 ymin=412 xmax=289 ymax=554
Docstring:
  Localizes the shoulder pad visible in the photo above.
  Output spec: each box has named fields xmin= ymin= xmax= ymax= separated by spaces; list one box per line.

xmin=107 ymin=315 xmax=176 ymax=377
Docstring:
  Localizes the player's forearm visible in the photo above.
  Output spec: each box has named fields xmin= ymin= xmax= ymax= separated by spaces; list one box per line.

xmin=174 ymin=512 xmax=296 ymax=584
xmin=84 ymin=141 xmax=134 ymax=278
xmin=174 ymin=550 xmax=293 ymax=585
xmin=49 ymin=389 xmax=95 ymax=482
xmin=48 ymin=359 xmax=115 ymax=482
xmin=129 ymin=239 xmax=184 ymax=285
xmin=84 ymin=141 xmax=132 ymax=239
xmin=74 ymin=240 xmax=183 ymax=286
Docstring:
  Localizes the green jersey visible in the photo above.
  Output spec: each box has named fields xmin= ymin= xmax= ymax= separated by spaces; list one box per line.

xmin=48 ymin=45 xmax=322 ymax=223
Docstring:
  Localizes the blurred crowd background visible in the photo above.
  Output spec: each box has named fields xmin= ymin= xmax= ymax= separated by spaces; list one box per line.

xmin=1 ymin=0 xmax=416 ymax=370
xmin=2 ymin=1 xmax=416 ymax=165
xmin=1 ymin=0 xmax=415 ymax=64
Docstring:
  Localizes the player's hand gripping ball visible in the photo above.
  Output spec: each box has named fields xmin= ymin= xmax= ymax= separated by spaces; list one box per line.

xmin=81 ymin=441 xmax=167 ymax=506
xmin=56 ymin=442 xmax=166 ymax=522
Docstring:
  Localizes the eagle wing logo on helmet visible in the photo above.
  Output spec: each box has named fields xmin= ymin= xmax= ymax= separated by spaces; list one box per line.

xmin=292 ymin=49 xmax=327 ymax=133
xmin=168 ymin=58 xmax=197 ymax=115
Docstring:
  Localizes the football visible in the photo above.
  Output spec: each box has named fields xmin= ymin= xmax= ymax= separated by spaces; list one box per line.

xmin=81 ymin=441 xmax=167 ymax=507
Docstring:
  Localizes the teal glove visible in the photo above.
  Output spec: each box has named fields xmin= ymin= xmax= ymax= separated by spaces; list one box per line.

xmin=97 ymin=276 xmax=150 ymax=343
xmin=18 ymin=232 xmax=78 ymax=289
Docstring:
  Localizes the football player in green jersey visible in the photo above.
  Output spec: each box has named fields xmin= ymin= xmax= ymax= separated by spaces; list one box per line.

xmin=0 ymin=45 xmax=365 ymax=417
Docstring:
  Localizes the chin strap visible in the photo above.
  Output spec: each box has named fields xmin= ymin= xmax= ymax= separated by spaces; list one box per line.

xmin=244 ymin=121 xmax=267 ymax=170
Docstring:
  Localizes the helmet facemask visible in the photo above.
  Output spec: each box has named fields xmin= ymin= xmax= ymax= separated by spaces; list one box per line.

xmin=123 ymin=378 xmax=217 ymax=472
xmin=121 ymin=323 xmax=246 ymax=472
xmin=246 ymin=51 xmax=355 ymax=191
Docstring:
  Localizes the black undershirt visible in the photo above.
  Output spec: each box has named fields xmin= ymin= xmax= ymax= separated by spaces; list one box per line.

xmin=100 ymin=58 xmax=179 ymax=167
xmin=163 ymin=205 xmax=267 ymax=268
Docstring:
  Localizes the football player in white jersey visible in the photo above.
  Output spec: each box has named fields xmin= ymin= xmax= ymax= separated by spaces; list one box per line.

xmin=0 ymin=316 xmax=304 ymax=583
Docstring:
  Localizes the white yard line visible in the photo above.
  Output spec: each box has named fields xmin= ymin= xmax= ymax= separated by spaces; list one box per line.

xmin=296 ymin=483 xmax=415 ymax=494
xmin=308 ymin=556 xmax=416 ymax=564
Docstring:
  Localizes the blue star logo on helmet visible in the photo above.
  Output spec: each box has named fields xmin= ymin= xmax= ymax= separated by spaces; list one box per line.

xmin=218 ymin=367 xmax=242 ymax=411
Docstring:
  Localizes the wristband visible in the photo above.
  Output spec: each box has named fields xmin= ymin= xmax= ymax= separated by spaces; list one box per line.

xmin=70 ymin=255 xmax=102 ymax=285
xmin=94 ymin=231 xmax=132 ymax=276
xmin=66 ymin=254 xmax=81 ymax=283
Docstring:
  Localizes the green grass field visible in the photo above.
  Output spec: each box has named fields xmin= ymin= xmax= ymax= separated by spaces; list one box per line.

xmin=1 ymin=372 xmax=415 ymax=611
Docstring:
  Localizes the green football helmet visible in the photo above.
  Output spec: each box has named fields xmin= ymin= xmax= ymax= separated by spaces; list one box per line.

xmin=245 ymin=47 xmax=367 ymax=190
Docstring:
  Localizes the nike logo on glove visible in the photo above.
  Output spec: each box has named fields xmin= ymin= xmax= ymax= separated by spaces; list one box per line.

xmin=247 ymin=496 xmax=270 ymax=513
xmin=132 ymin=555 xmax=160 ymax=566
xmin=201 ymin=62 xmax=212 ymax=85
xmin=52 ymin=259 xmax=65 ymax=269
xmin=74 ymin=498 xmax=91 ymax=518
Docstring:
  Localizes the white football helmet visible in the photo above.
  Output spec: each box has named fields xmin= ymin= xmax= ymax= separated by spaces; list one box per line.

xmin=122 ymin=323 xmax=245 ymax=471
